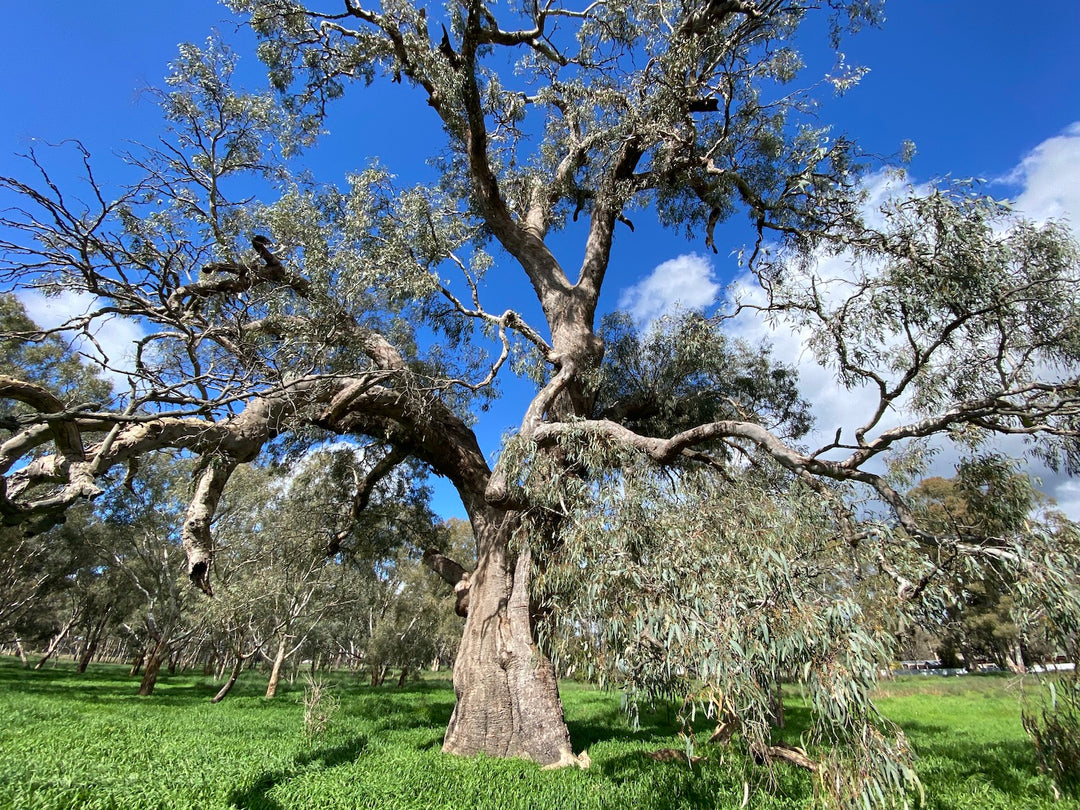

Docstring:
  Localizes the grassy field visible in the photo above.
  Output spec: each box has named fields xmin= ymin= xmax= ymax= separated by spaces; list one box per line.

xmin=0 ymin=656 xmax=1072 ymax=809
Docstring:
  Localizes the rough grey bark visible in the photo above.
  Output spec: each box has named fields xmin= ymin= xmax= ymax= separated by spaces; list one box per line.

xmin=442 ymin=518 xmax=578 ymax=766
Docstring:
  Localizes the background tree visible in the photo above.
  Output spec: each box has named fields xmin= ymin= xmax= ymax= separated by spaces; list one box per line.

xmin=1 ymin=1 xmax=1079 ymax=804
xmin=360 ymin=539 xmax=469 ymax=686
xmin=307 ymin=519 xmax=469 ymax=681
xmin=0 ymin=519 xmax=93 ymax=653
xmin=0 ymin=295 xmax=114 ymax=656
xmin=0 ymin=294 xmax=112 ymax=423
xmin=907 ymin=458 xmax=1054 ymax=673
xmin=206 ymin=446 xmax=438 ymax=696
xmin=88 ymin=455 xmax=207 ymax=694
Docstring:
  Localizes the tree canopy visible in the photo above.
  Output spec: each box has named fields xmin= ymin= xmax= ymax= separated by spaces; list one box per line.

xmin=1 ymin=1 xmax=1079 ymax=806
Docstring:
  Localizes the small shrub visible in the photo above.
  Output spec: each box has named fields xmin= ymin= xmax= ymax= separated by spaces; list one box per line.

xmin=1023 ymin=673 xmax=1080 ymax=799
xmin=301 ymin=673 xmax=340 ymax=742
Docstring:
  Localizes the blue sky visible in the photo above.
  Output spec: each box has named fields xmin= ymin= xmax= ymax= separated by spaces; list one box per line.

xmin=3 ymin=2 xmax=1076 ymax=185
xmin=1 ymin=1 xmax=1079 ymax=517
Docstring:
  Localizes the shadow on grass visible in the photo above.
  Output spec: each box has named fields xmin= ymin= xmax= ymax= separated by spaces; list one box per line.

xmin=0 ymin=671 xmax=236 ymax=705
xmin=567 ymin=694 xmax=819 ymax=752
xmin=566 ymin=707 xmax=677 ymax=750
xmin=596 ymin=747 xmax=813 ymax=810
xmin=904 ymin=721 xmax=1044 ymax=800
xmin=342 ymin=687 xmax=456 ymax=734
xmin=0 ymin=657 xmax=458 ymax=707
xmin=562 ymin=689 xmax=706 ymax=751
xmin=600 ymin=753 xmax=722 ymax=808
xmin=226 ymin=736 xmax=369 ymax=810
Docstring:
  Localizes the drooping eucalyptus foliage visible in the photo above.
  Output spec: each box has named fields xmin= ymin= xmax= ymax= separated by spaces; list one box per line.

xmin=1 ymin=0 xmax=1079 ymax=804
xmin=533 ymin=462 xmax=920 ymax=807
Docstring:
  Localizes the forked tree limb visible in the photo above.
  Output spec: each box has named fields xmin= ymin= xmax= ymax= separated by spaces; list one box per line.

xmin=422 ymin=549 xmax=472 ymax=616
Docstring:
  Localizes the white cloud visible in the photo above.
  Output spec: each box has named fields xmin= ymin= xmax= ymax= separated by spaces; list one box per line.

xmin=725 ymin=249 xmax=888 ymax=458
xmin=724 ymin=171 xmax=913 ymax=456
xmin=1007 ymin=122 xmax=1080 ymax=227
xmin=1000 ymin=123 xmax=1080 ymax=516
xmin=19 ymin=289 xmax=144 ymax=391
xmin=637 ymin=124 xmax=1080 ymax=518
xmin=618 ymin=253 xmax=720 ymax=328
xmin=1051 ymin=478 xmax=1080 ymax=520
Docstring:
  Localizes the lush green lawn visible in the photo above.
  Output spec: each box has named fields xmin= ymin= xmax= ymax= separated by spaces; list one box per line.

xmin=871 ymin=676 xmax=1071 ymax=810
xmin=0 ymin=656 xmax=1071 ymax=809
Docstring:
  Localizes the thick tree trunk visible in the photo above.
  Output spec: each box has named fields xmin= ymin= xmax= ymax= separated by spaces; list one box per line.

xmin=1004 ymin=638 xmax=1027 ymax=675
xmin=442 ymin=520 xmax=578 ymax=767
xmin=265 ymin=637 xmax=288 ymax=699
xmin=138 ymin=640 xmax=167 ymax=696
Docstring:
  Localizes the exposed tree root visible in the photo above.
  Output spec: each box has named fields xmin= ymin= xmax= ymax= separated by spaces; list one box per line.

xmin=645 ymin=748 xmax=704 ymax=766
xmin=707 ymin=716 xmax=819 ymax=773
xmin=541 ymin=750 xmax=592 ymax=770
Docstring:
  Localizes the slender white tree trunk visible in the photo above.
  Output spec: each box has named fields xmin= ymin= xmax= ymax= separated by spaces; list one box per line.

xmin=265 ymin=636 xmax=288 ymax=698
xmin=34 ymin=613 xmax=78 ymax=670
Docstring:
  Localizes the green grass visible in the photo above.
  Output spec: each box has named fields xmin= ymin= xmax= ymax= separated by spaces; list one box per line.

xmin=0 ymin=656 xmax=1072 ymax=809
xmin=872 ymin=676 xmax=1070 ymax=810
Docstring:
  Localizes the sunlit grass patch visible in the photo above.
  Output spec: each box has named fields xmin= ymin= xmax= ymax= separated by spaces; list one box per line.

xmin=0 ymin=658 xmax=1075 ymax=809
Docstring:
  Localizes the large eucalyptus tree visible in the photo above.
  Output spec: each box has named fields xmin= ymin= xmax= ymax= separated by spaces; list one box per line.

xmin=2 ymin=0 xmax=1079 ymax=802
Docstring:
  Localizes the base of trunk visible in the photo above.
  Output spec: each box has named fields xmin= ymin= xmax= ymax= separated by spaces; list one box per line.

xmin=442 ymin=544 xmax=581 ymax=768
xmin=443 ymin=651 xmax=583 ymax=767
xmin=138 ymin=652 xmax=164 ymax=695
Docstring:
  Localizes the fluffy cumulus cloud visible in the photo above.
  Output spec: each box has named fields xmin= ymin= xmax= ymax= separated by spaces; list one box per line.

xmin=617 ymin=253 xmax=720 ymax=328
xmin=19 ymin=289 xmax=144 ymax=390
xmin=1008 ymin=122 xmax=1080 ymax=226
xmin=637 ymin=124 xmax=1080 ymax=517
xmin=724 ymin=172 xmax=922 ymax=452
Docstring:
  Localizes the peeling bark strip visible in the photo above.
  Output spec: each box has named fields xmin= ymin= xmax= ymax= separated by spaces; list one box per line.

xmin=752 ymin=743 xmax=818 ymax=773
xmin=182 ymin=456 xmax=238 ymax=595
